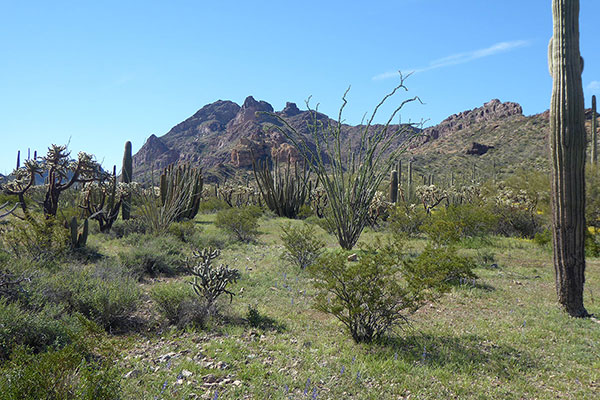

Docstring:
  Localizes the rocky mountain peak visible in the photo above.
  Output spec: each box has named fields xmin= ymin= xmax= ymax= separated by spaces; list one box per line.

xmin=281 ymin=102 xmax=302 ymax=117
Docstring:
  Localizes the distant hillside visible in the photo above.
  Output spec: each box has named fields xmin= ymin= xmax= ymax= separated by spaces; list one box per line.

xmin=132 ymin=95 xmax=597 ymax=184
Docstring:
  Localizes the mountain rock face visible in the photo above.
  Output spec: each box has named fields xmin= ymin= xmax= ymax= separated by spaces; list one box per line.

xmin=132 ymin=96 xmax=416 ymax=180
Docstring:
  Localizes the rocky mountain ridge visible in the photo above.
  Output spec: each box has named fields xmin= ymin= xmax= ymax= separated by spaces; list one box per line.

xmin=131 ymin=96 xmax=572 ymax=182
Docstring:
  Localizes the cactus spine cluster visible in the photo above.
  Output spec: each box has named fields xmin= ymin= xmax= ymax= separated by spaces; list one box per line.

xmin=549 ymin=0 xmax=588 ymax=317
xmin=159 ymin=163 xmax=203 ymax=221
xmin=121 ymin=141 xmax=133 ymax=220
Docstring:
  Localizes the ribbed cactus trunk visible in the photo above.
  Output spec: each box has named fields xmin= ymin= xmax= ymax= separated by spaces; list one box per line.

xmin=389 ymin=170 xmax=398 ymax=203
xmin=121 ymin=141 xmax=133 ymax=220
xmin=549 ymin=0 xmax=589 ymax=317
xmin=592 ymin=95 xmax=597 ymax=164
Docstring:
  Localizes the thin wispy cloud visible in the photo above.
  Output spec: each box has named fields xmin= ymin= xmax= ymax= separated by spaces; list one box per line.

xmin=373 ymin=40 xmax=531 ymax=80
xmin=588 ymin=81 xmax=600 ymax=92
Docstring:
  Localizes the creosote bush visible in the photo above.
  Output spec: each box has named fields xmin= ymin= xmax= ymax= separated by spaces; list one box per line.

xmin=309 ymin=236 xmax=477 ymax=343
xmin=280 ymin=222 xmax=325 ymax=269
xmin=402 ymin=244 xmax=477 ymax=293
xmin=421 ymin=204 xmax=497 ymax=246
xmin=214 ymin=205 xmax=261 ymax=243
xmin=309 ymin=241 xmax=413 ymax=343
xmin=388 ymin=202 xmax=427 ymax=236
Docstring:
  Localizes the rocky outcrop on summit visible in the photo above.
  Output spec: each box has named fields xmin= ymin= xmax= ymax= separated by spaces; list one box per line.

xmin=419 ymin=99 xmax=523 ymax=144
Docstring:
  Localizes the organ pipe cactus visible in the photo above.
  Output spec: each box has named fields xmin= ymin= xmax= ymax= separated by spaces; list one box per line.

xmin=159 ymin=163 xmax=203 ymax=221
xmin=252 ymin=155 xmax=311 ymax=218
xmin=548 ymin=0 xmax=589 ymax=317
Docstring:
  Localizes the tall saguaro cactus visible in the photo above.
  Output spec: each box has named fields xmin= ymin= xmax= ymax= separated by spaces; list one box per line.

xmin=549 ymin=0 xmax=589 ymax=317
xmin=121 ymin=141 xmax=133 ymax=220
xmin=389 ymin=170 xmax=398 ymax=203
xmin=592 ymin=95 xmax=597 ymax=164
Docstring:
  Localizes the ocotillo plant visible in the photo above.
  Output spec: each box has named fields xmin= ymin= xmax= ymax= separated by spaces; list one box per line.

xmin=121 ymin=141 xmax=133 ymax=220
xmin=389 ymin=170 xmax=398 ymax=203
xmin=264 ymin=76 xmax=421 ymax=249
xmin=548 ymin=0 xmax=588 ymax=317
xmin=252 ymin=155 xmax=311 ymax=218
xmin=160 ymin=163 xmax=203 ymax=221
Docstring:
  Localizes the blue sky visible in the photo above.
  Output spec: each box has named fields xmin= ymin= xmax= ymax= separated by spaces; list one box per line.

xmin=1 ymin=0 xmax=599 ymax=174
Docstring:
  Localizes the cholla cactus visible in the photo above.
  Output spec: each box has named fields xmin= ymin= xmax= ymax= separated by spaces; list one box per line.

xmin=368 ymin=190 xmax=392 ymax=226
xmin=217 ymin=183 xmax=260 ymax=207
xmin=415 ymin=185 xmax=449 ymax=214
xmin=80 ymin=166 xmax=134 ymax=232
xmin=187 ymin=247 xmax=241 ymax=314
xmin=4 ymin=144 xmax=107 ymax=217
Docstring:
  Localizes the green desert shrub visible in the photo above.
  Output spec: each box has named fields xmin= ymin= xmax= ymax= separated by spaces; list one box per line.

xmin=0 ymin=213 xmax=69 ymax=265
xmin=388 ymin=202 xmax=428 ymax=236
xmin=309 ymin=237 xmax=477 ymax=343
xmin=198 ymin=197 xmax=231 ymax=214
xmin=214 ymin=206 xmax=261 ymax=243
xmin=150 ymin=282 xmax=207 ymax=328
xmin=44 ymin=263 xmax=140 ymax=331
xmin=118 ymin=234 xmax=185 ymax=277
xmin=280 ymin=222 xmax=325 ymax=269
xmin=308 ymin=242 xmax=413 ymax=343
xmin=402 ymin=244 xmax=477 ymax=292
xmin=421 ymin=204 xmax=497 ymax=246
xmin=109 ymin=218 xmax=147 ymax=238
xmin=0 ymin=300 xmax=78 ymax=360
xmin=533 ymin=228 xmax=552 ymax=248
xmin=0 ymin=343 xmax=121 ymax=400
xmin=167 ymin=220 xmax=202 ymax=243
